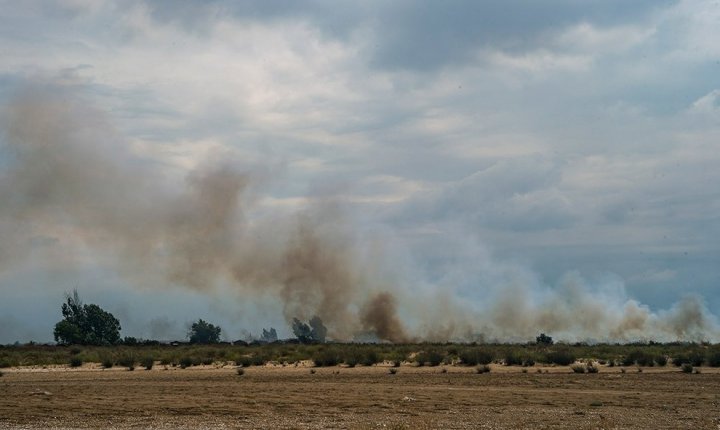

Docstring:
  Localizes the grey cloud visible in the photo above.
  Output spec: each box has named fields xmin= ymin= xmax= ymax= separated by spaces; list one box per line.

xmin=395 ymin=157 xmax=578 ymax=232
xmin=139 ymin=0 xmax=673 ymax=71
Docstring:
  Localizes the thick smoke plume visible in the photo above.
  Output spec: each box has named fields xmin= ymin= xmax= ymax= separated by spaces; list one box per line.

xmin=0 ymin=83 xmax=718 ymax=343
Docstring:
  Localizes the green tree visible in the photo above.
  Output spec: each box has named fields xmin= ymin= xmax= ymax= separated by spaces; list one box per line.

xmin=53 ymin=290 xmax=121 ymax=345
xmin=292 ymin=318 xmax=313 ymax=343
xmin=188 ymin=319 xmax=221 ymax=344
xmin=309 ymin=316 xmax=327 ymax=343
xmin=292 ymin=316 xmax=327 ymax=344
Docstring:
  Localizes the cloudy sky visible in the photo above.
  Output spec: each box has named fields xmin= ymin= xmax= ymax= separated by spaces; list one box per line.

xmin=0 ymin=0 xmax=719 ymax=343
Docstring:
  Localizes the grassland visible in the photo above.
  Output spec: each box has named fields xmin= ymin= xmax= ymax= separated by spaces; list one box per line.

xmin=1 ymin=341 xmax=719 ymax=370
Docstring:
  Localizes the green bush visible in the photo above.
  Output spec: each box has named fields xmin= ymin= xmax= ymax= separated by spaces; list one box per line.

xmin=676 ymin=351 xmax=704 ymax=367
xmin=116 ymin=354 xmax=136 ymax=369
xmin=706 ymin=350 xmax=720 ymax=367
xmin=622 ymin=350 xmax=654 ymax=367
xmin=681 ymin=363 xmax=693 ymax=373
xmin=236 ymin=356 xmax=252 ymax=367
xmin=360 ymin=350 xmax=381 ymax=366
xmin=69 ymin=357 xmax=83 ymax=368
xmin=416 ymin=350 xmax=444 ymax=367
xmin=458 ymin=348 xmax=494 ymax=366
xmin=689 ymin=352 xmax=704 ymax=367
xmin=179 ymin=357 xmax=193 ymax=369
xmin=504 ymin=352 xmax=522 ymax=366
xmin=101 ymin=357 xmax=113 ymax=369
xmin=545 ymin=350 xmax=575 ymax=366
xmin=313 ymin=349 xmax=340 ymax=367
xmin=140 ymin=357 xmax=154 ymax=370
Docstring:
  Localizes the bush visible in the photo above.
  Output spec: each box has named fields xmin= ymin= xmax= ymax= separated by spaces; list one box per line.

xmin=586 ymin=364 xmax=598 ymax=373
xmin=360 ymin=350 xmax=381 ymax=366
xmin=676 ymin=351 xmax=704 ymax=367
xmin=681 ymin=363 xmax=693 ymax=373
xmin=117 ymin=354 xmax=136 ymax=370
xmin=476 ymin=364 xmax=491 ymax=374
xmin=503 ymin=352 xmax=522 ymax=366
xmin=236 ymin=367 xmax=245 ymax=376
xmin=570 ymin=364 xmax=586 ymax=374
xmin=179 ymin=357 xmax=193 ymax=369
xmin=458 ymin=348 xmax=493 ymax=366
xmin=101 ymin=357 xmax=113 ymax=369
xmin=389 ymin=368 xmax=397 ymax=375
xmin=416 ymin=350 xmax=444 ymax=367
xmin=545 ymin=350 xmax=575 ymax=366
xmin=341 ymin=348 xmax=378 ymax=367
xmin=141 ymin=357 xmax=154 ymax=370
xmin=69 ymin=357 xmax=83 ymax=368
xmin=235 ymin=356 xmax=252 ymax=367
xmin=313 ymin=349 xmax=340 ymax=367
xmin=655 ymin=355 xmax=668 ymax=366
xmin=706 ymin=350 xmax=720 ymax=367
xmin=622 ymin=350 xmax=654 ymax=367
xmin=689 ymin=352 xmax=705 ymax=367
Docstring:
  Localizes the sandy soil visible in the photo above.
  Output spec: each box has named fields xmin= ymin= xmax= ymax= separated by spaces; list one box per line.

xmin=1 ymin=364 xmax=719 ymax=429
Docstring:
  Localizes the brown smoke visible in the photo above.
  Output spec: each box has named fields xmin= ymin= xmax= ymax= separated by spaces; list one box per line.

xmin=1 ymin=82 xmax=718 ymax=343
xmin=0 ymin=83 xmax=406 ymax=341
xmin=360 ymin=292 xmax=409 ymax=343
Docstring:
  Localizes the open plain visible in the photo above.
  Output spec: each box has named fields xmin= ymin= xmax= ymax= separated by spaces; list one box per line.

xmin=1 ymin=365 xmax=719 ymax=429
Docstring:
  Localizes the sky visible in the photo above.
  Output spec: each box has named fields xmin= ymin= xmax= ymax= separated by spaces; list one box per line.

xmin=0 ymin=0 xmax=719 ymax=344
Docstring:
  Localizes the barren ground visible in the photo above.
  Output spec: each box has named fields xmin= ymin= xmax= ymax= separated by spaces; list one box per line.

xmin=1 ymin=364 xmax=719 ymax=429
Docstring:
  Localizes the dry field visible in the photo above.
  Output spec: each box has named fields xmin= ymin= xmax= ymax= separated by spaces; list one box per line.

xmin=1 ymin=364 xmax=719 ymax=429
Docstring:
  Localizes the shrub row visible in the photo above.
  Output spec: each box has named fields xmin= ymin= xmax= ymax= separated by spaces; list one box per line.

xmin=2 ymin=343 xmax=720 ymax=369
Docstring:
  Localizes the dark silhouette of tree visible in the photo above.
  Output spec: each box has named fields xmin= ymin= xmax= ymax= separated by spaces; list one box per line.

xmin=261 ymin=327 xmax=278 ymax=342
xmin=188 ymin=319 xmax=222 ymax=344
xmin=292 ymin=318 xmax=313 ymax=343
xmin=536 ymin=333 xmax=554 ymax=345
xmin=292 ymin=316 xmax=327 ymax=343
xmin=53 ymin=290 xmax=121 ymax=345
xmin=309 ymin=316 xmax=327 ymax=343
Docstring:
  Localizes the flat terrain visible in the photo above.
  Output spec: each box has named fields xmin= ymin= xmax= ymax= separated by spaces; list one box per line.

xmin=1 ymin=365 xmax=719 ymax=429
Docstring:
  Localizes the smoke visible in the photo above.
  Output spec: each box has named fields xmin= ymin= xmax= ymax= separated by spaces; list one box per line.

xmin=0 ymin=83 xmax=406 ymax=341
xmin=360 ymin=292 xmax=409 ymax=343
xmin=0 ymin=82 xmax=718 ymax=343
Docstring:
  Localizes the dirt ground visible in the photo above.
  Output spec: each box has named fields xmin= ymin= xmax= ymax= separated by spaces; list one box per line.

xmin=1 ymin=364 xmax=719 ymax=429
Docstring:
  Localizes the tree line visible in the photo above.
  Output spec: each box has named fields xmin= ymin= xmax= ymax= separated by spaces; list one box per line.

xmin=53 ymin=291 xmax=326 ymax=346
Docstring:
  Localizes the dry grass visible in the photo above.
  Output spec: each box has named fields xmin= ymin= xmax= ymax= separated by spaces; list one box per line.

xmin=0 ymin=365 xmax=718 ymax=429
